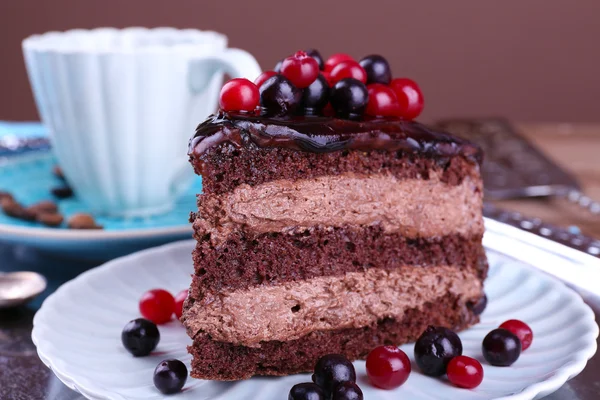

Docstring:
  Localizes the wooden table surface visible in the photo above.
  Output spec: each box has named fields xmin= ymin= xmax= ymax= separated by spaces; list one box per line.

xmin=493 ymin=123 xmax=600 ymax=239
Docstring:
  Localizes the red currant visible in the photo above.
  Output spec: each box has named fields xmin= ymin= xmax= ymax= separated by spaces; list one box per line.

xmin=366 ymin=84 xmax=400 ymax=117
xmin=280 ymin=51 xmax=319 ymax=89
xmin=329 ymin=61 xmax=367 ymax=85
xmin=499 ymin=320 xmax=533 ymax=351
xmin=324 ymin=53 xmax=354 ymax=72
xmin=447 ymin=356 xmax=484 ymax=389
xmin=174 ymin=289 xmax=189 ymax=320
xmin=389 ymin=78 xmax=424 ymax=120
xmin=366 ymin=345 xmax=411 ymax=390
xmin=219 ymin=78 xmax=260 ymax=113
xmin=139 ymin=289 xmax=175 ymax=325
xmin=254 ymin=71 xmax=278 ymax=89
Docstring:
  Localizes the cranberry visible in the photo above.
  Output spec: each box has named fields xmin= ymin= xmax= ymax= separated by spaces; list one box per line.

xmin=300 ymin=74 xmax=329 ymax=115
xmin=254 ymin=71 xmax=278 ymax=89
xmin=482 ymin=328 xmax=522 ymax=366
xmin=259 ymin=74 xmax=302 ymax=116
xmin=305 ymin=48 xmax=325 ymax=70
xmin=329 ymin=61 xmax=367 ymax=85
xmin=139 ymin=289 xmax=175 ymax=325
xmin=365 ymin=84 xmax=399 ymax=117
xmin=414 ymin=326 xmax=463 ymax=376
xmin=447 ymin=356 xmax=484 ymax=389
xmin=121 ymin=318 xmax=160 ymax=357
xmin=312 ymin=354 xmax=356 ymax=395
xmin=174 ymin=289 xmax=188 ymax=320
xmin=281 ymin=51 xmax=320 ymax=89
xmin=324 ymin=53 xmax=354 ymax=72
xmin=366 ymin=346 xmax=411 ymax=390
xmin=389 ymin=78 xmax=424 ymax=120
xmin=153 ymin=359 xmax=187 ymax=394
xmin=219 ymin=78 xmax=260 ymax=113
xmin=359 ymin=55 xmax=392 ymax=84
xmin=329 ymin=78 xmax=368 ymax=119
xmin=499 ymin=320 xmax=533 ymax=351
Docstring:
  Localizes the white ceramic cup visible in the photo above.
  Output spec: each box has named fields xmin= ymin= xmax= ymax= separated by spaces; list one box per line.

xmin=22 ymin=27 xmax=261 ymax=217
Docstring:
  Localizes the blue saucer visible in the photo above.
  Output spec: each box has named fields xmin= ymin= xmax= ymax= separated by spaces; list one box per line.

xmin=0 ymin=152 xmax=201 ymax=259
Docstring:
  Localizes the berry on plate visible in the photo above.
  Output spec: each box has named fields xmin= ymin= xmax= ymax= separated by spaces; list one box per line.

xmin=332 ymin=381 xmax=363 ymax=400
xmin=414 ymin=326 xmax=463 ymax=376
xmin=288 ymin=382 xmax=326 ymax=400
xmin=499 ymin=319 xmax=533 ymax=350
xmin=390 ymin=78 xmax=424 ymax=120
xmin=366 ymin=345 xmax=411 ymax=389
xmin=153 ymin=359 xmax=188 ymax=394
xmin=447 ymin=355 xmax=484 ymax=389
xmin=219 ymin=78 xmax=260 ymax=112
xmin=121 ymin=318 xmax=159 ymax=357
xmin=281 ymin=51 xmax=320 ymax=89
xmin=312 ymin=354 xmax=356 ymax=395
xmin=482 ymin=328 xmax=522 ymax=366
xmin=139 ymin=289 xmax=175 ymax=325
xmin=174 ymin=289 xmax=188 ymax=320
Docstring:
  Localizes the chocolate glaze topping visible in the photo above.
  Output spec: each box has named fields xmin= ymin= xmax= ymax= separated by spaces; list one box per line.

xmin=189 ymin=112 xmax=483 ymax=164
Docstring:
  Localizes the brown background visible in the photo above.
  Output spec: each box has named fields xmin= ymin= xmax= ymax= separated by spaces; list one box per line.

xmin=1 ymin=0 xmax=599 ymax=122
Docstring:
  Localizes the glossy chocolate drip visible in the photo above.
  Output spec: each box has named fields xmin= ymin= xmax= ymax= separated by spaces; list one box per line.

xmin=189 ymin=112 xmax=483 ymax=164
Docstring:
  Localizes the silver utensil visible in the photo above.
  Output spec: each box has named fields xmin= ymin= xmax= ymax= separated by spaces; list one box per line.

xmin=0 ymin=271 xmax=47 ymax=308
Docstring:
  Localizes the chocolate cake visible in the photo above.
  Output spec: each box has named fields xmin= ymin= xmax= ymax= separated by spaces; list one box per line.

xmin=182 ymin=112 xmax=487 ymax=381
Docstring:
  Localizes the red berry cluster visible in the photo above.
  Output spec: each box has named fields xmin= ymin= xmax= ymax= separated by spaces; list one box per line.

xmin=139 ymin=288 xmax=189 ymax=325
xmin=218 ymin=49 xmax=424 ymax=120
xmin=366 ymin=318 xmax=533 ymax=391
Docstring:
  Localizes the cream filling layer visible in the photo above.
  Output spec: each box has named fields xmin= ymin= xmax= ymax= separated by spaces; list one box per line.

xmin=184 ymin=266 xmax=483 ymax=347
xmin=195 ymin=172 xmax=483 ymax=245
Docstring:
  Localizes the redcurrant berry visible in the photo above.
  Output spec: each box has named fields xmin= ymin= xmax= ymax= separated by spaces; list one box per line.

xmin=219 ymin=78 xmax=260 ymax=112
xmin=447 ymin=356 xmax=484 ymax=389
xmin=366 ymin=345 xmax=411 ymax=390
xmin=174 ymin=289 xmax=188 ymax=320
xmin=365 ymin=84 xmax=400 ymax=117
xmin=329 ymin=61 xmax=367 ymax=85
xmin=254 ymin=71 xmax=278 ymax=89
xmin=389 ymin=78 xmax=424 ymax=120
xmin=139 ymin=289 xmax=175 ymax=325
xmin=324 ymin=53 xmax=354 ymax=72
xmin=499 ymin=320 xmax=533 ymax=351
xmin=280 ymin=51 xmax=320 ymax=89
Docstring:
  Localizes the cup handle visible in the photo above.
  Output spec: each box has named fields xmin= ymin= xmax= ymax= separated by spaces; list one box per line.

xmin=188 ymin=48 xmax=262 ymax=94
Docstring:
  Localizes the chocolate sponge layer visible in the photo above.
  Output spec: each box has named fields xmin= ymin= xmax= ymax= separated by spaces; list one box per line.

xmin=188 ymin=224 xmax=487 ymax=299
xmin=187 ymin=291 xmax=481 ymax=380
xmin=192 ymin=145 xmax=480 ymax=195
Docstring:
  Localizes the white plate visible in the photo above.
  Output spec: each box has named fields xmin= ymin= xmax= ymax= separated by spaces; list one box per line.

xmin=32 ymin=240 xmax=598 ymax=400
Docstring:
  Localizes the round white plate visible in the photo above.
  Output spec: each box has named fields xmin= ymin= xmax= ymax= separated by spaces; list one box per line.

xmin=32 ymin=240 xmax=598 ymax=400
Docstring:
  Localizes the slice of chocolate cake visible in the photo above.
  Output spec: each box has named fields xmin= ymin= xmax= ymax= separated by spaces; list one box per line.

xmin=183 ymin=112 xmax=487 ymax=381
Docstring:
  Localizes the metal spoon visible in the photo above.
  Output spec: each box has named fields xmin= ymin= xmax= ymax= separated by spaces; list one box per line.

xmin=0 ymin=271 xmax=47 ymax=308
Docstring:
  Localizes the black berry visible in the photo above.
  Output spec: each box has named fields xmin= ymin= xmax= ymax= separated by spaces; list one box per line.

xmin=359 ymin=55 xmax=392 ymax=84
xmin=288 ymin=382 xmax=325 ymax=400
xmin=414 ymin=326 xmax=463 ymax=376
xmin=153 ymin=359 xmax=188 ymax=394
xmin=305 ymin=49 xmax=325 ymax=70
xmin=259 ymin=75 xmax=302 ymax=117
xmin=482 ymin=328 xmax=522 ymax=366
xmin=313 ymin=354 xmax=356 ymax=395
xmin=468 ymin=294 xmax=488 ymax=315
xmin=300 ymin=74 xmax=329 ymax=115
xmin=121 ymin=318 xmax=160 ymax=357
xmin=329 ymin=78 xmax=368 ymax=119
xmin=332 ymin=382 xmax=363 ymax=400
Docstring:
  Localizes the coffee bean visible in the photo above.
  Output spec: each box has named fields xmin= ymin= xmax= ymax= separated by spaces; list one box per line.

xmin=67 ymin=213 xmax=103 ymax=230
xmin=38 ymin=213 xmax=64 ymax=227
xmin=27 ymin=200 xmax=59 ymax=215
xmin=1 ymin=198 xmax=36 ymax=221
xmin=51 ymin=186 xmax=74 ymax=199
